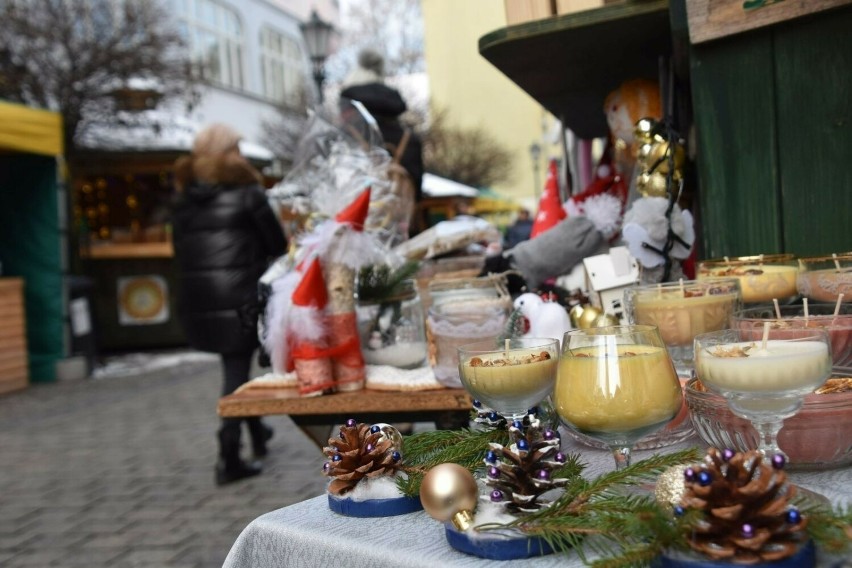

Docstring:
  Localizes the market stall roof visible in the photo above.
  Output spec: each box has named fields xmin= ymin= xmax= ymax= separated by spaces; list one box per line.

xmin=422 ymin=173 xmax=479 ymax=198
xmin=76 ymin=109 xmax=275 ymax=162
xmin=0 ymin=100 xmax=63 ymax=156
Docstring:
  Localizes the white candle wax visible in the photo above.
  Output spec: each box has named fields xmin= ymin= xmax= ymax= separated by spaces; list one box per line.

xmin=696 ymin=340 xmax=830 ymax=393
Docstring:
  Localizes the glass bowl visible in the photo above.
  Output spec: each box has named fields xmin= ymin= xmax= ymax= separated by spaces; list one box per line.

xmin=731 ymin=303 xmax=852 ymax=370
xmin=685 ymin=376 xmax=852 ymax=470
xmin=697 ymin=254 xmax=798 ymax=304
xmin=559 ymin=393 xmax=695 ymax=451
xmin=797 ymin=253 xmax=852 ymax=304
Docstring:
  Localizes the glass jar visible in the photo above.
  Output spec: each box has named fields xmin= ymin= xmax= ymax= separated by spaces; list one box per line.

xmin=356 ymin=280 xmax=427 ymax=369
xmin=427 ymin=303 xmax=509 ymax=388
xmin=697 ymin=253 xmax=798 ymax=304
xmin=797 ymin=253 xmax=852 ymax=304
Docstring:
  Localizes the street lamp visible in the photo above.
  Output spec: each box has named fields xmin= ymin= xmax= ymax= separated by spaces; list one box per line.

xmin=529 ymin=142 xmax=542 ymax=201
xmin=300 ymin=10 xmax=336 ymax=104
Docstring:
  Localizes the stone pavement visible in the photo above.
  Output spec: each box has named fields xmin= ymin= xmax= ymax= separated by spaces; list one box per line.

xmin=0 ymin=352 xmax=329 ymax=568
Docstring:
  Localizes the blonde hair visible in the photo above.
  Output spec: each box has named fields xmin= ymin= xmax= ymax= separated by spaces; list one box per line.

xmin=192 ymin=123 xmax=242 ymax=156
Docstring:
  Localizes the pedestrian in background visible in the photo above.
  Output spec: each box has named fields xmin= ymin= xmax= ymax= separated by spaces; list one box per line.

xmin=504 ymin=208 xmax=533 ymax=249
xmin=172 ymin=124 xmax=287 ymax=485
xmin=340 ymin=49 xmax=425 ymax=234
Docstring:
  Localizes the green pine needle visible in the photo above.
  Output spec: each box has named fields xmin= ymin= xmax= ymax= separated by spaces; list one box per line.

xmin=357 ymin=261 xmax=420 ymax=303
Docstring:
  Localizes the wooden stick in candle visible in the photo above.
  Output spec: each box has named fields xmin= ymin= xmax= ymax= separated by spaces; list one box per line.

xmin=679 ymin=278 xmax=685 ymax=297
xmin=761 ymin=321 xmax=770 ymax=351
xmin=832 ymin=293 xmax=845 ymax=325
xmin=724 ymin=256 xmax=730 ymax=263
xmin=803 ymin=297 xmax=809 ymax=321
xmin=505 ymin=338 xmax=510 ymax=359
xmin=773 ymin=298 xmax=782 ymax=320
xmin=833 ymin=253 xmax=842 ymax=271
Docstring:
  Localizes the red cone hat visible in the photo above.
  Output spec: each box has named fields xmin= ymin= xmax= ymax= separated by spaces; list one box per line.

xmin=530 ymin=159 xmax=566 ymax=239
xmin=334 ymin=186 xmax=372 ymax=231
xmin=291 ymin=257 xmax=328 ymax=308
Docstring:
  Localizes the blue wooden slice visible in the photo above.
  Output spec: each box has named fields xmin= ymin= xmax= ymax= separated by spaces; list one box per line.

xmin=327 ymin=493 xmax=423 ymax=517
xmin=655 ymin=540 xmax=815 ymax=568
xmin=444 ymin=523 xmax=555 ymax=560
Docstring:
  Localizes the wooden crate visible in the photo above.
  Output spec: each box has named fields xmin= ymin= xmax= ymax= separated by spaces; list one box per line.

xmin=0 ymin=278 xmax=28 ymax=395
xmin=505 ymin=0 xmax=555 ymax=25
xmin=556 ymin=0 xmax=606 ymax=15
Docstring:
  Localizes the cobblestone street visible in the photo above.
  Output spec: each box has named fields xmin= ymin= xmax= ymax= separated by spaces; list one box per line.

xmin=0 ymin=353 xmax=328 ymax=567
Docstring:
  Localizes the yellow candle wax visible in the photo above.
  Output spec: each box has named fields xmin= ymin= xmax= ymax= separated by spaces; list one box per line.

xmin=699 ymin=265 xmax=798 ymax=303
xmin=459 ymin=349 xmax=557 ymax=409
xmin=553 ymin=345 xmax=681 ymax=432
xmin=633 ymin=290 xmax=739 ymax=346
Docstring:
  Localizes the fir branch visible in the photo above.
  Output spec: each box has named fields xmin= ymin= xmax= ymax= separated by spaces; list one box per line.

xmin=356 ymin=261 xmax=420 ymax=303
xmin=397 ymin=427 xmax=511 ymax=497
xmin=800 ymin=503 xmax=852 ymax=555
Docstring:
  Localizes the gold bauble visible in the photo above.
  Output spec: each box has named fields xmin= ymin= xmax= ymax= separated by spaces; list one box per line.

xmin=637 ymin=172 xmax=670 ymax=198
xmin=654 ymin=464 xmax=687 ymax=512
xmin=592 ymin=313 xmax=620 ymax=328
xmin=370 ymin=423 xmax=403 ymax=453
xmin=569 ymin=304 xmax=586 ymax=328
xmin=577 ymin=306 xmax=602 ymax=329
xmin=420 ymin=463 xmax=478 ymax=530
xmin=647 ymin=141 xmax=686 ymax=177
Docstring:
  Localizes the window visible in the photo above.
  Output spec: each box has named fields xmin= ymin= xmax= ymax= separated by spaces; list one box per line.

xmin=259 ymin=26 xmax=303 ymax=105
xmin=171 ymin=0 xmax=244 ymax=89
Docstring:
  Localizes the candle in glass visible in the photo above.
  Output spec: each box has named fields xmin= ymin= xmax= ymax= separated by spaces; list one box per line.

xmin=732 ymin=303 xmax=852 ymax=369
xmin=553 ymin=325 xmax=682 ymax=470
xmin=796 ymin=254 xmax=852 ymax=303
xmin=458 ymin=338 xmax=559 ymax=421
xmin=554 ymin=344 xmax=682 ymax=433
xmin=625 ymin=278 xmax=740 ymax=375
xmin=694 ymin=327 xmax=832 ymax=458
xmin=698 ymin=254 xmax=798 ymax=303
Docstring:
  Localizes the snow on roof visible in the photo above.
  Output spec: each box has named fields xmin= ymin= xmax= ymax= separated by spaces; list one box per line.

xmin=76 ymin=109 xmax=274 ymax=162
xmin=422 ymin=173 xmax=479 ymax=198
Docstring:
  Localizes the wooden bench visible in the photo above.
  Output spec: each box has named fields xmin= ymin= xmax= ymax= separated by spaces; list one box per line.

xmin=218 ymin=387 xmax=472 ymax=447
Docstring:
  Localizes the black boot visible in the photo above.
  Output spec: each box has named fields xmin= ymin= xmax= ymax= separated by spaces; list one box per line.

xmin=216 ymin=419 xmax=262 ymax=486
xmin=246 ymin=417 xmax=274 ymax=458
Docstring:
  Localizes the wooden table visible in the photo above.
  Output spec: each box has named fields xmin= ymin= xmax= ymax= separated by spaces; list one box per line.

xmin=218 ymin=387 xmax=472 ymax=446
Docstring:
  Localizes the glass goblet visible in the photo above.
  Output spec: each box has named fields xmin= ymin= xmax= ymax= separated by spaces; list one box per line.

xmin=457 ymin=337 xmax=559 ymax=424
xmin=553 ymin=325 xmax=682 ymax=470
xmin=694 ymin=327 xmax=832 ymax=460
xmin=623 ymin=278 xmax=741 ymax=378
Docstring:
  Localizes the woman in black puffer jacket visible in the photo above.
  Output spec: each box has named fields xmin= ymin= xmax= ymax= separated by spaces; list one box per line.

xmin=172 ymin=124 xmax=287 ymax=485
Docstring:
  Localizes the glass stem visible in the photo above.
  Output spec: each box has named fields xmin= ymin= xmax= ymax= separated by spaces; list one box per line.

xmin=611 ymin=446 xmax=632 ymax=470
xmin=753 ymin=419 xmax=787 ymax=459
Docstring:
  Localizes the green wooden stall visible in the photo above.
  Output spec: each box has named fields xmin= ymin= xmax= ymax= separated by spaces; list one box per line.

xmin=0 ymin=100 xmax=65 ymax=382
xmin=683 ymin=0 xmax=852 ymax=257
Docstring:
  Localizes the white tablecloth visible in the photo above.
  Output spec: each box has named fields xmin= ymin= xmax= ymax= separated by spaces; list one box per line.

xmin=224 ymin=434 xmax=852 ymax=568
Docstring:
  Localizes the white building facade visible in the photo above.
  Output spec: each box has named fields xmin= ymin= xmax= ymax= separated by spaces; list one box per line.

xmin=169 ymin=0 xmax=339 ymax=144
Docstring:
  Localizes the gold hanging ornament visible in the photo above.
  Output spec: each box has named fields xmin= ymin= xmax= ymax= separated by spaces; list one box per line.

xmin=634 ymin=117 xmax=686 ymax=198
xmin=420 ymin=463 xmax=479 ymax=531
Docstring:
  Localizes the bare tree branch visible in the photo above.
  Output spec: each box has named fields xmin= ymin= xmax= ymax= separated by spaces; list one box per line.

xmin=0 ymin=0 xmax=196 ymax=159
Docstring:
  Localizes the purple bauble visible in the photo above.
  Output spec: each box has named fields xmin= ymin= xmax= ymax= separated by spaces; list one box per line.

xmin=741 ymin=523 xmax=754 ymax=538
xmin=490 ymin=490 xmax=504 ymax=502
xmin=771 ymin=454 xmax=787 ymax=470
xmin=537 ymin=470 xmax=550 ymax=480
xmin=684 ymin=467 xmax=696 ymax=482
xmin=346 ymin=418 xmax=357 ymax=427
xmin=555 ymin=452 xmax=566 ymax=463
xmin=722 ymin=448 xmax=735 ymax=462
xmin=543 ymin=429 xmax=555 ymax=440
xmin=366 ymin=443 xmax=374 ymax=453
xmin=488 ymin=466 xmax=500 ymax=478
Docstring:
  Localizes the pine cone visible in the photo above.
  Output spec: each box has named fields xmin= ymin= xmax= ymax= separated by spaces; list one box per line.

xmin=680 ymin=448 xmax=808 ymax=564
xmin=484 ymin=417 xmax=568 ymax=514
xmin=322 ymin=421 xmax=403 ymax=496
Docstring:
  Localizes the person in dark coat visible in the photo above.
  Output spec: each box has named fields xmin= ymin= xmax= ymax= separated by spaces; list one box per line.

xmin=340 ymin=50 xmax=425 ymax=231
xmin=504 ymin=208 xmax=533 ymax=249
xmin=172 ymin=124 xmax=287 ymax=485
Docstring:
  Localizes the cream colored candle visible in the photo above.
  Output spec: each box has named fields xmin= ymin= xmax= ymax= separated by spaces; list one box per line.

xmin=699 ymin=265 xmax=797 ymax=303
xmin=632 ymin=290 xmax=739 ymax=346
xmin=459 ymin=349 xmax=557 ymax=411
xmin=796 ymin=268 xmax=852 ymax=302
xmin=553 ymin=345 xmax=681 ymax=432
xmin=695 ymin=340 xmax=830 ymax=392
